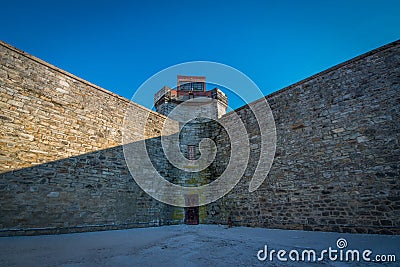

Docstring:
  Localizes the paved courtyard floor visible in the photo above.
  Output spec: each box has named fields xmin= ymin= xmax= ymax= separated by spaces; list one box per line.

xmin=0 ymin=224 xmax=399 ymax=266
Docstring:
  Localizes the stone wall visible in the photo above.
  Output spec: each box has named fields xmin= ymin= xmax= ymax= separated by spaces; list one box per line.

xmin=1 ymin=39 xmax=399 ymax=236
xmin=0 ymin=41 xmax=175 ymax=235
xmin=205 ymin=40 xmax=400 ymax=235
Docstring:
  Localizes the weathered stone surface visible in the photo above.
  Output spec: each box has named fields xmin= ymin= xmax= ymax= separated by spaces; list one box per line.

xmin=205 ymin=40 xmax=400 ymax=235
xmin=46 ymin=192 xmax=60 ymax=198
xmin=0 ymin=39 xmax=399 ymax=236
xmin=0 ymin=41 xmax=175 ymax=235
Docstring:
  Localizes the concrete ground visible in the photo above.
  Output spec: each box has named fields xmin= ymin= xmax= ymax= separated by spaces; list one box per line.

xmin=0 ymin=225 xmax=399 ymax=267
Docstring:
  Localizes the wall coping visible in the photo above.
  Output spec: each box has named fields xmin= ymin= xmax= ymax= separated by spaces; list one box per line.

xmin=1 ymin=39 xmax=398 ymax=117
xmin=231 ymin=39 xmax=400 ymax=114
xmin=0 ymin=40 xmax=168 ymax=120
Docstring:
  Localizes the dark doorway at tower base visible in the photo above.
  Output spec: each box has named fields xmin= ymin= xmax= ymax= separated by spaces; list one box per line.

xmin=184 ymin=207 xmax=199 ymax=225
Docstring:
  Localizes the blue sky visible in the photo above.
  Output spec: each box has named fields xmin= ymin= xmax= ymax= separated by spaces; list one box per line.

xmin=1 ymin=0 xmax=399 ymax=110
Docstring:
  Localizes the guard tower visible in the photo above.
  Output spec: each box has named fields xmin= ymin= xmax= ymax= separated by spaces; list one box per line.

xmin=154 ymin=75 xmax=228 ymax=118
xmin=154 ymin=75 xmax=228 ymax=225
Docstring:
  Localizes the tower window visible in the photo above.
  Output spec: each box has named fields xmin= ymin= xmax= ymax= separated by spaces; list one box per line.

xmin=180 ymin=82 xmax=192 ymax=91
xmin=191 ymin=82 xmax=204 ymax=91
xmin=187 ymin=145 xmax=196 ymax=160
xmin=178 ymin=82 xmax=204 ymax=91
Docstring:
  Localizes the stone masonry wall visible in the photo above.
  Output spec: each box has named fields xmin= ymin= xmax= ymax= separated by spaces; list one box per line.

xmin=205 ymin=40 xmax=400 ymax=235
xmin=0 ymin=41 xmax=175 ymax=235
xmin=1 ymin=39 xmax=399 ymax=236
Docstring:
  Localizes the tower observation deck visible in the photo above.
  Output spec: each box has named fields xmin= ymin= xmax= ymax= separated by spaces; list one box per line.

xmin=154 ymin=75 xmax=228 ymax=118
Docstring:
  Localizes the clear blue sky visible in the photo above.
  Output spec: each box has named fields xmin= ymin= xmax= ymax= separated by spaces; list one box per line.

xmin=1 ymin=0 xmax=399 ymax=110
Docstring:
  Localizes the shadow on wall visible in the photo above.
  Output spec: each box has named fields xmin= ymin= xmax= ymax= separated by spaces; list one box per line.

xmin=0 ymin=122 xmax=234 ymax=236
xmin=0 ymin=137 xmax=176 ymax=236
xmin=1 ymin=40 xmax=400 ymax=236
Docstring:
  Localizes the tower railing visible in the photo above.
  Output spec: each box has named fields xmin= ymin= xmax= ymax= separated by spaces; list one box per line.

xmin=154 ymin=86 xmax=172 ymax=103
